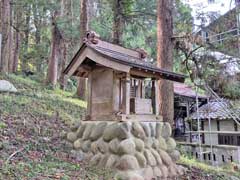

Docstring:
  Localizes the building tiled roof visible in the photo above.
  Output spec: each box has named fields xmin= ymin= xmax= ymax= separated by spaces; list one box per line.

xmin=88 ymin=44 xmax=186 ymax=82
xmin=64 ymin=31 xmax=186 ymax=83
xmin=190 ymin=99 xmax=240 ymax=120
xmin=174 ymin=82 xmax=207 ymax=99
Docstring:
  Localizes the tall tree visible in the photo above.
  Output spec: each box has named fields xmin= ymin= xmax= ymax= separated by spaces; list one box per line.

xmin=21 ymin=4 xmax=31 ymax=72
xmin=0 ymin=0 xmax=11 ymax=73
xmin=12 ymin=5 xmax=22 ymax=73
xmin=8 ymin=2 xmax=14 ymax=72
xmin=33 ymin=0 xmax=42 ymax=72
xmin=59 ymin=0 xmax=71 ymax=90
xmin=76 ymin=0 xmax=89 ymax=99
xmin=157 ymin=0 xmax=174 ymax=125
xmin=46 ymin=11 xmax=62 ymax=86
xmin=112 ymin=0 xmax=124 ymax=44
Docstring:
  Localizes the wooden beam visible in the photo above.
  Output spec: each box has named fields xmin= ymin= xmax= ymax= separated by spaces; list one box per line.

xmin=186 ymin=131 xmax=240 ymax=135
xmin=80 ymin=64 xmax=92 ymax=71
xmin=115 ymin=72 xmax=126 ymax=79
xmin=130 ymin=69 xmax=160 ymax=79
xmin=67 ymin=48 xmax=88 ymax=76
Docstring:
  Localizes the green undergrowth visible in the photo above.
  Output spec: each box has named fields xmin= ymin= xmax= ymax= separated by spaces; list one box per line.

xmin=1 ymin=154 xmax=81 ymax=180
xmin=0 ymin=74 xmax=86 ymax=126
xmin=178 ymin=155 xmax=240 ymax=180
xmin=0 ymin=74 xmax=113 ymax=179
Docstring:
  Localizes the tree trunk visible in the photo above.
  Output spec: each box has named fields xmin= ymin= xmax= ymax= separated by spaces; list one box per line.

xmin=80 ymin=0 xmax=88 ymax=43
xmin=12 ymin=9 xmax=22 ymax=73
xmin=33 ymin=0 xmax=42 ymax=73
xmin=59 ymin=0 xmax=73 ymax=90
xmin=21 ymin=5 xmax=31 ymax=72
xmin=76 ymin=0 xmax=89 ymax=99
xmin=8 ymin=2 xmax=14 ymax=72
xmin=59 ymin=42 xmax=67 ymax=90
xmin=112 ymin=0 xmax=124 ymax=45
xmin=0 ymin=0 xmax=11 ymax=73
xmin=46 ymin=12 xmax=62 ymax=86
xmin=157 ymin=0 xmax=174 ymax=126
xmin=12 ymin=29 xmax=20 ymax=73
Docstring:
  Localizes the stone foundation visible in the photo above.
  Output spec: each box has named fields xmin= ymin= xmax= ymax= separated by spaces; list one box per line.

xmin=66 ymin=121 xmax=184 ymax=179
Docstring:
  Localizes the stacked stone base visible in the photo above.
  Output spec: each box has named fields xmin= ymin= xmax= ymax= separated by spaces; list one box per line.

xmin=66 ymin=121 xmax=184 ymax=179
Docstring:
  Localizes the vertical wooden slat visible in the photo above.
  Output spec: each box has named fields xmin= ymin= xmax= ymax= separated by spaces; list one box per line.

xmin=155 ymin=79 xmax=160 ymax=116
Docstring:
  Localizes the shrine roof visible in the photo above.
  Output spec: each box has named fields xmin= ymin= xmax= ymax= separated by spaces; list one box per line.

xmin=64 ymin=31 xmax=186 ymax=83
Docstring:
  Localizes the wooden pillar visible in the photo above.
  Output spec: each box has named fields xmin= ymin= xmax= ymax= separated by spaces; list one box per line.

xmin=113 ymin=73 xmax=120 ymax=112
xmin=119 ymin=78 xmax=122 ymax=110
xmin=125 ymin=73 xmax=130 ymax=115
xmin=136 ymin=79 xmax=142 ymax=98
xmin=87 ymin=73 xmax=92 ymax=118
xmin=142 ymin=80 xmax=145 ymax=98
xmin=186 ymin=101 xmax=190 ymax=117
xmin=152 ymin=79 xmax=160 ymax=116
xmin=151 ymin=79 xmax=156 ymax=114
xmin=186 ymin=101 xmax=190 ymax=133
xmin=122 ymin=73 xmax=130 ymax=115
xmin=155 ymin=79 xmax=160 ymax=116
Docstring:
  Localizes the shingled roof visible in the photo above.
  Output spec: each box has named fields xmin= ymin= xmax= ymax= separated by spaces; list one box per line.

xmin=64 ymin=31 xmax=186 ymax=83
xmin=190 ymin=99 xmax=240 ymax=120
xmin=174 ymin=82 xmax=207 ymax=99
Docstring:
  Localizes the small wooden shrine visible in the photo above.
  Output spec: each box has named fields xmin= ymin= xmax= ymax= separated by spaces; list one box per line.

xmin=64 ymin=31 xmax=185 ymax=121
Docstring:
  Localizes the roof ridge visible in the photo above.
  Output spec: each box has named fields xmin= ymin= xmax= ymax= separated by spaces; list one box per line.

xmin=84 ymin=31 xmax=147 ymax=59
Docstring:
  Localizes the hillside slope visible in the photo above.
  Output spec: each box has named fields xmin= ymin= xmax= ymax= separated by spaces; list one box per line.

xmin=0 ymin=74 xmax=239 ymax=180
xmin=0 ymin=74 xmax=113 ymax=179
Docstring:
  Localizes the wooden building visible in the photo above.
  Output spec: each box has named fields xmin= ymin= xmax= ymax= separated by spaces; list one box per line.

xmin=179 ymin=99 xmax=240 ymax=165
xmin=64 ymin=31 xmax=185 ymax=121
xmin=173 ymin=82 xmax=207 ymax=139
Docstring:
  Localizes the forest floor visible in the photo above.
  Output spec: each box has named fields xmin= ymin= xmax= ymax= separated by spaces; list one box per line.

xmin=0 ymin=74 xmax=240 ymax=180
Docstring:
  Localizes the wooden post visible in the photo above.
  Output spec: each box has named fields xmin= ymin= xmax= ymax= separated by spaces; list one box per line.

xmin=121 ymin=73 xmax=130 ymax=115
xmin=125 ymin=73 xmax=130 ymax=115
xmin=119 ymin=78 xmax=122 ymax=110
xmin=87 ymin=73 xmax=92 ymax=119
xmin=186 ymin=101 xmax=190 ymax=117
xmin=155 ymin=80 xmax=160 ymax=116
xmin=151 ymin=79 xmax=156 ymax=114
xmin=136 ymin=79 xmax=142 ymax=98
xmin=142 ymin=80 xmax=145 ymax=98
